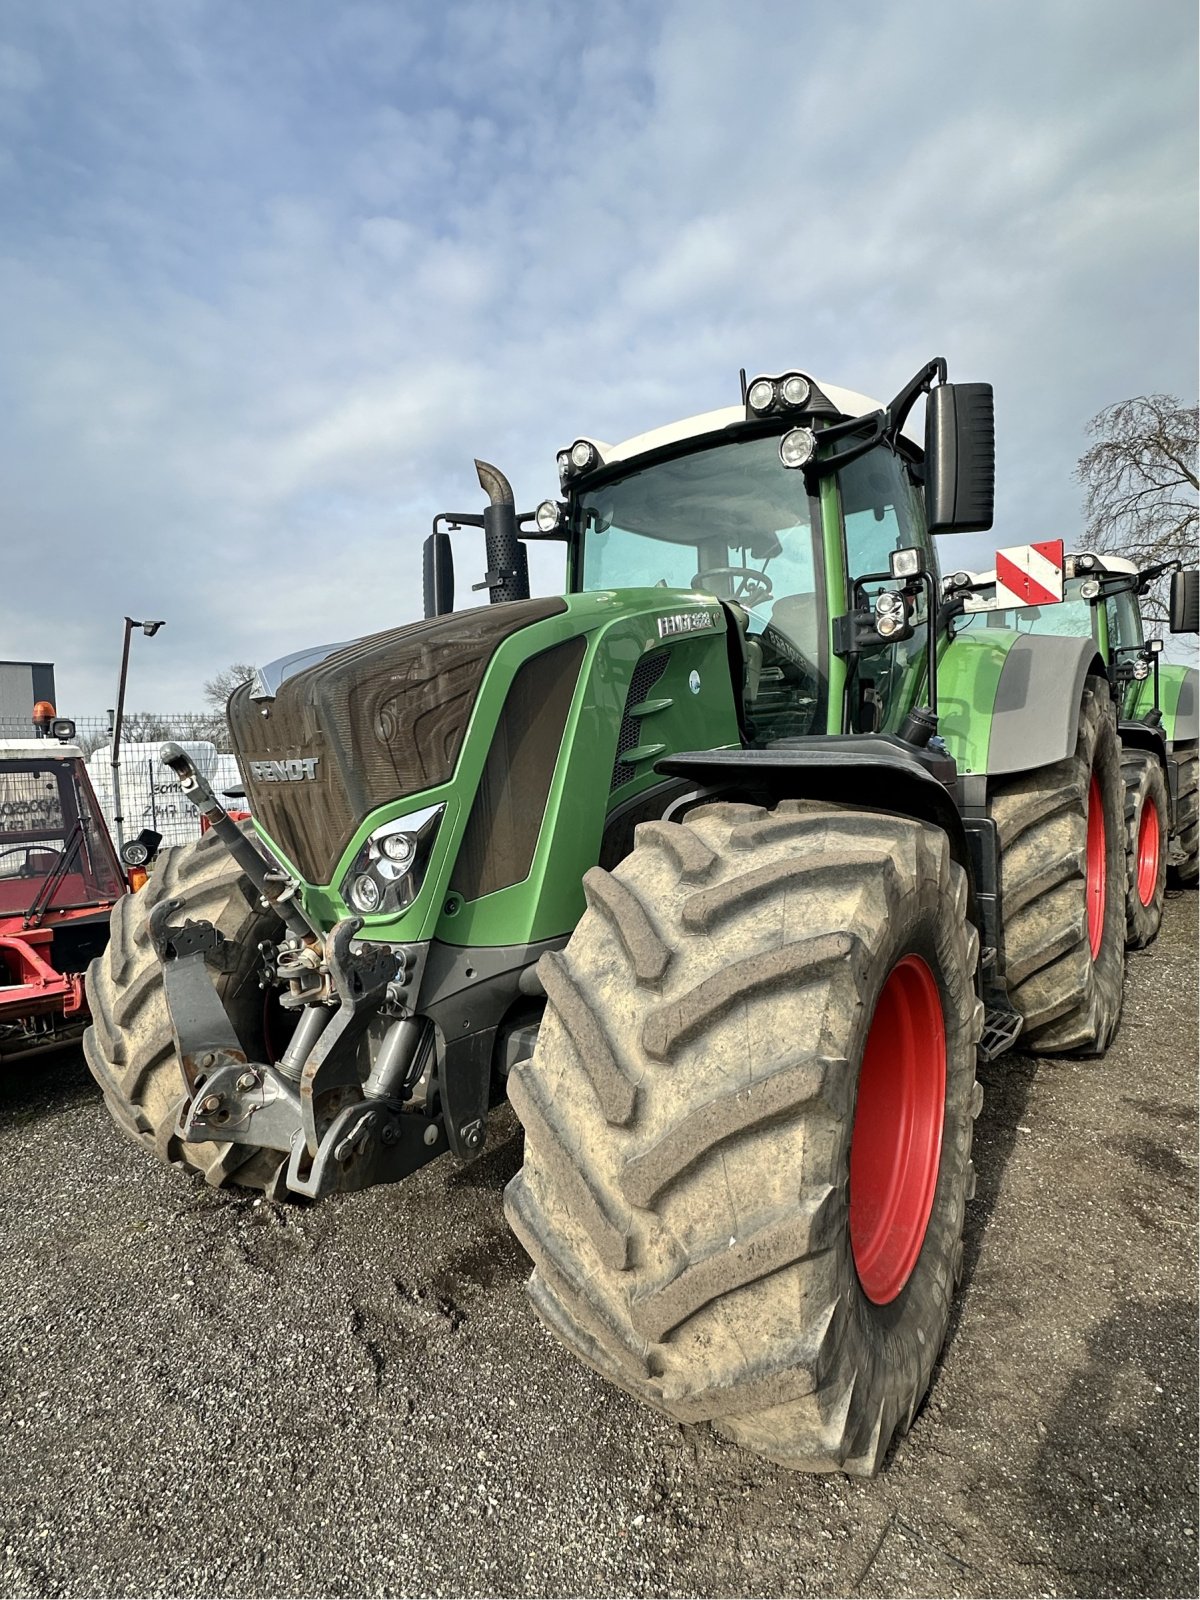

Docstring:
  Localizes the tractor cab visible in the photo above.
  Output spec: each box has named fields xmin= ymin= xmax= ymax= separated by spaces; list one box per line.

xmin=0 ymin=730 xmax=128 ymax=1060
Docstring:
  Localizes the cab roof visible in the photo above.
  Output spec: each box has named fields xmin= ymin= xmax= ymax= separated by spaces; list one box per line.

xmin=568 ymin=374 xmax=889 ymax=473
xmin=0 ymin=739 xmax=85 ymax=760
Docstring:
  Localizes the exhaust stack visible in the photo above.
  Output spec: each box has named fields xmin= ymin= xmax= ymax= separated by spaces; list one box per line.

xmin=475 ymin=459 xmax=530 ymax=604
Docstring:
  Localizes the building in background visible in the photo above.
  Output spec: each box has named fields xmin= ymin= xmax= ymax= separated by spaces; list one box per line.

xmin=0 ymin=661 xmax=56 ymax=730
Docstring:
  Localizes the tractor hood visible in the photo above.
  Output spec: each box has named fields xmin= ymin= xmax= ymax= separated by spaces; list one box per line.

xmin=227 ymin=598 xmax=567 ymax=885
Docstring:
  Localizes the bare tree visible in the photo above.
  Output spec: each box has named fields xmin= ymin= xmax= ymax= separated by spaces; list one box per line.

xmin=196 ymin=662 xmax=256 ymax=744
xmin=1076 ymin=394 xmax=1198 ymax=620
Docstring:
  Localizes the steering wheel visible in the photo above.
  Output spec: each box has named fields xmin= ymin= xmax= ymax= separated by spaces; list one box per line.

xmin=692 ymin=566 xmax=774 ymax=608
xmin=0 ymin=844 xmax=63 ymax=876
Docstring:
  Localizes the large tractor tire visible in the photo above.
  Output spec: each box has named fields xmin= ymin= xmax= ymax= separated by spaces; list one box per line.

xmin=987 ymin=676 xmax=1125 ymax=1055
xmin=504 ymin=801 xmax=983 ymax=1476
xmin=84 ymin=828 xmax=289 ymax=1194
xmin=1169 ymin=744 xmax=1198 ymax=888
xmin=1120 ymin=751 xmax=1167 ymax=948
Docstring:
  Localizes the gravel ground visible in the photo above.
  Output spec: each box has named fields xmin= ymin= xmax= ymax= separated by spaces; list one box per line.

xmin=1 ymin=892 xmax=1196 ymax=1599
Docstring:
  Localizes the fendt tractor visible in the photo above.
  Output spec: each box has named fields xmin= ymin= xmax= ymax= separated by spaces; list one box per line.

xmin=953 ymin=551 xmax=1198 ymax=948
xmin=87 ymin=359 xmax=1156 ymax=1475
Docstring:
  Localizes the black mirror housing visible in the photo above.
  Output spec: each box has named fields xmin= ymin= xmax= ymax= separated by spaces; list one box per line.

xmin=422 ymin=531 xmax=455 ymax=619
xmin=925 ymin=383 xmax=995 ymax=534
xmin=1169 ymin=569 xmax=1199 ymax=634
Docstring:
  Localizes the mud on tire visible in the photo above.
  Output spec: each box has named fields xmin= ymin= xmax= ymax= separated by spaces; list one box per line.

xmin=84 ymin=828 xmax=289 ymax=1194
xmin=987 ymin=676 xmax=1125 ymax=1055
xmin=1169 ymin=744 xmax=1198 ymax=889
xmin=504 ymin=800 xmax=983 ymax=1476
xmin=1120 ymin=750 xmax=1168 ymax=948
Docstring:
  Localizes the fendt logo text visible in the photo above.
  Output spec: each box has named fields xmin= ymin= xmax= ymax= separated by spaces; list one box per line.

xmin=249 ymin=757 xmax=320 ymax=783
xmin=657 ymin=609 xmax=719 ymax=639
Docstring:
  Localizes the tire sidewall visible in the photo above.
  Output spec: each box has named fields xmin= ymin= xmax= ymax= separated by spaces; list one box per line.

xmin=816 ymin=867 xmax=975 ymax=1398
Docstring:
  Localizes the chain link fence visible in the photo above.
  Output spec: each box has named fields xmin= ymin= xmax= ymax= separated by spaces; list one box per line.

xmin=0 ymin=714 xmax=245 ymax=848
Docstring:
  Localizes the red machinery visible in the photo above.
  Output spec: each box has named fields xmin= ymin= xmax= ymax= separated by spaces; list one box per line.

xmin=1 ymin=712 xmax=154 ymax=1061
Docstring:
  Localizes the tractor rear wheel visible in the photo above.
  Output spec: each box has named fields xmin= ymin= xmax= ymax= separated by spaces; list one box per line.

xmin=1120 ymin=751 xmax=1167 ymax=948
xmin=987 ymin=676 xmax=1125 ymax=1054
xmin=84 ymin=828 xmax=289 ymax=1195
xmin=1169 ymin=744 xmax=1198 ymax=888
xmin=504 ymin=801 xmax=982 ymax=1475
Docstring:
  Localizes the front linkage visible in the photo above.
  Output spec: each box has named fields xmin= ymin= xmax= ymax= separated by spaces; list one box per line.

xmin=153 ymin=744 xmax=445 ymax=1198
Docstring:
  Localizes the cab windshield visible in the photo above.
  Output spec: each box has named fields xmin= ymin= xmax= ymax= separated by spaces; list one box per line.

xmin=955 ymin=578 xmax=1097 ymax=641
xmin=574 ymin=434 xmax=826 ymax=738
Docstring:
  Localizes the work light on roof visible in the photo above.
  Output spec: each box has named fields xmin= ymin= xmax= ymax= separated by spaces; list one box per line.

xmin=780 ymin=374 xmax=810 ymax=408
xmin=570 ymin=439 xmax=597 ymax=471
xmin=747 ymin=378 xmax=775 ymax=414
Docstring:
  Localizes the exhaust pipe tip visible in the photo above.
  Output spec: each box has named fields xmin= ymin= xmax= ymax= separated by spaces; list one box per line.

xmin=475 ymin=459 xmax=514 ymax=508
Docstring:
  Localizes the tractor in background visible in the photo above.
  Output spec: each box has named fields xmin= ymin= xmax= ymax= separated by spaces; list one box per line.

xmin=86 ymin=359 xmax=1142 ymax=1474
xmin=947 ymin=551 xmax=1198 ymax=947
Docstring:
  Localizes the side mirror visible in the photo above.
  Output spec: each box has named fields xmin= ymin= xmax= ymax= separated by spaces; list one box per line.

xmin=1169 ymin=569 xmax=1199 ymax=634
xmin=925 ymin=383 xmax=995 ymax=534
xmin=423 ymin=531 xmax=455 ymax=619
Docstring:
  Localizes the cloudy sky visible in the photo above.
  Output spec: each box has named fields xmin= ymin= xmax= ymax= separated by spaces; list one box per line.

xmin=1 ymin=0 xmax=1196 ymax=715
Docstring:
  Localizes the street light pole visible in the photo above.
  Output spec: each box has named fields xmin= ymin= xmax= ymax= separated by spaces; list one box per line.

xmin=112 ymin=616 xmax=165 ymax=851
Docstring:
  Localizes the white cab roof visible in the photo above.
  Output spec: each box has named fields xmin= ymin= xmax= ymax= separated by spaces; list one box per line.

xmin=0 ymin=739 xmax=85 ymax=760
xmin=568 ymin=374 xmax=888 ymax=470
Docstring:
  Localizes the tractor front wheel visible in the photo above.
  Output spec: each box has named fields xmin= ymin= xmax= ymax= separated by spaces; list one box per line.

xmin=84 ymin=828 xmax=290 ymax=1195
xmin=505 ymin=801 xmax=982 ymax=1475
xmin=1120 ymin=751 xmax=1168 ymax=948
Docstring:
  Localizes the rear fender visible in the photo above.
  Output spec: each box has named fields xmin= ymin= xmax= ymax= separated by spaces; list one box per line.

xmin=939 ymin=630 xmax=1108 ymax=778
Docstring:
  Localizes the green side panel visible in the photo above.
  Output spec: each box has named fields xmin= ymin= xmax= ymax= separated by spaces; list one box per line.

xmin=288 ymin=589 xmax=739 ymax=947
xmin=935 ymin=629 xmax=1019 ymax=777
xmin=820 ymin=472 xmax=848 ymax=733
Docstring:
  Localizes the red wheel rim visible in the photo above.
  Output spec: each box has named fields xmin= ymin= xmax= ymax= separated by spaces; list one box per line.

xmin=1135 ymin=795 xmax=1160 ymax=907
xmin=849 ymin=954 xmax=946 ymax=1305
xmin=1086 ymin=772 xmax=1106 ymax=958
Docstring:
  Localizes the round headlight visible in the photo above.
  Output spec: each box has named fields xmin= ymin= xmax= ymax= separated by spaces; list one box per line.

xmin=1133 ymin=659 xmax=1150 ymax=680
xmin=876 ymin=591 xmax=904 ymax=617
xmin=351 ymin=873 xmax=381 ymax=913
xmin=747 ymin=378 xmax=775 ymax=413
xmin=121 ymin=841 xmax=150 ymax=867
xmin=570 ymin=440 xmax=595 ymax=470
xmin=779 ymin=426 xmax=816 ymax=469
xmin=780 ymin=375 xmax=810 ymax=408
xmin=1077 ymin=555 xmax=1096 ymax=572
xmin=1079 ymin=578 xmax=1101 ymax=600
xmin=535 ymin=499 xmax=562 ymax=534
xmin=380 ymin=832 xmax=417 ymax=869
xmin=876 ymin=614 xmax=901 ymax=639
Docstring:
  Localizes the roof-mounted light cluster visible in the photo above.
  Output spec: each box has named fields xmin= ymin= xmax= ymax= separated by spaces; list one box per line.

xmin=557 ymin=438 xmax=601 ymax=488
xmin=745 ymin=371 xmax=812 ymax=418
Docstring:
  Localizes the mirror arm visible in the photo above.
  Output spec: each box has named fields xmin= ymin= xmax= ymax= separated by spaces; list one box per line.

xmin=884 ymin=357 xmax=948 ymax=439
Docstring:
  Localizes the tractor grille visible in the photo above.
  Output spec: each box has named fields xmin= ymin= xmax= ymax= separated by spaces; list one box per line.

xmin=450 ymin=637 xmax=586 ymax=903
xmin=611 ymin=651 xmax=670 ymax=790
xmin=228 ymin=598 xmax=567 ymax=885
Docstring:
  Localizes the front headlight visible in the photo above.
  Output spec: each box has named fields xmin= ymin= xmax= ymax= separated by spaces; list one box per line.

xmin=340 ymin=803 xmax=444 ymax=917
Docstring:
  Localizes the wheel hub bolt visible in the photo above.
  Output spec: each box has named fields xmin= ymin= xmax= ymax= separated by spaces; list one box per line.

xmin=200 ymin=1094 xmax=222 ymax=1114
xmin=236 ymin=1072 xmax=258 ymax=1092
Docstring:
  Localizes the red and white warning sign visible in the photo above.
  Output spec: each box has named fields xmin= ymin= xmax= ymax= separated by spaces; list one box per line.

xmin=994 ymin=540 xmax=1064 ymax=608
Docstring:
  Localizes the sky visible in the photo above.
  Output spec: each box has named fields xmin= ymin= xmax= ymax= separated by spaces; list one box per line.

xmin=1 ymin=0 xmax=1196 ymax=715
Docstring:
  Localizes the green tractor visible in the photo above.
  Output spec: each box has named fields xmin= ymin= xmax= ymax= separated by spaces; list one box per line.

xmin=86 ymin=359 xmax=1135 ymax=1475
xmin=949 ymin=551 xmax=1198 ymax=947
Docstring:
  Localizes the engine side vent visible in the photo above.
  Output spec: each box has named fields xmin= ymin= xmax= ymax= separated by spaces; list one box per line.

xmin=611 ymin=651 xmax=670 ymax=791
xmin=450 ymin=636 xmax=587 ymax=903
